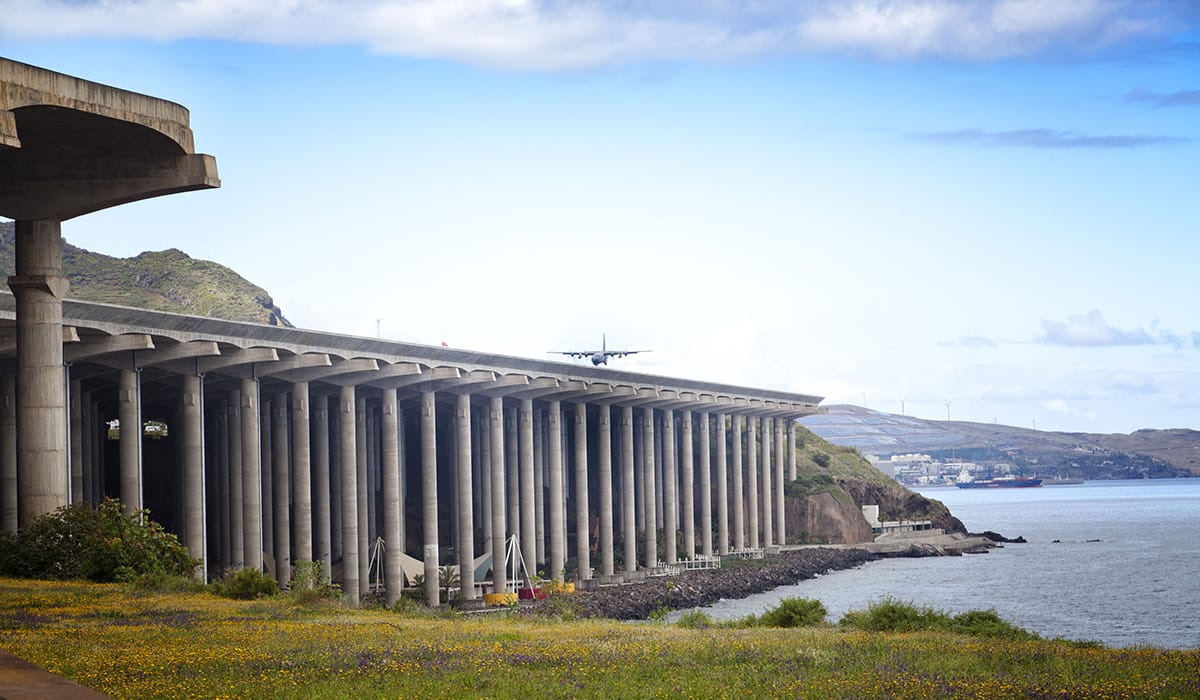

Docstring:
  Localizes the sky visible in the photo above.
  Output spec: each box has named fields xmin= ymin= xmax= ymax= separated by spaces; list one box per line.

xmin=2 ymin=1 xmax=1198 ymax=434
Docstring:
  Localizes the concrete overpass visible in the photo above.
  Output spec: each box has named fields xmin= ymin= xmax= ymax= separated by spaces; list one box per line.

xmin=0 ymin=57 xmax=824 ymax=606
xmin=0 ymin=292 xmax=822 ymax=604
xmin=1 ymin=56 xmax=219 ymax=525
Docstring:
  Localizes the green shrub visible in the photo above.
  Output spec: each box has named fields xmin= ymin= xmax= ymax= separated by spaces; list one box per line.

xmin=839 ymin=598 xmax=947 ymax=632
xmin=676 ymin=610 xmax=714 ymax=629
xmin=0 ymin=499 xmax=197 ymax=582
xmin=126 ymin=570 xmax=207 ymax=594
xmin=288 ymin=561 xmax=341 ymax=605
xmin=758 ymin=597 xmax=827 ymax=628
xmin=812 ymin=452 xmax=831 ymax=469
xmin=840 ymin=599 xmax=1036 ymax=640
xmin=211 ymin=567 xmax=279 ymax=600
xmin=950 ymin=609 xmax=1038 ymax=640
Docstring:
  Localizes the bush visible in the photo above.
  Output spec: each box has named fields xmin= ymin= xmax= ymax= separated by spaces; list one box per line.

xmin=676 ymin=610 xmax=714 ymax=629
xmin=211 ymin=567 xmax=279 ymax=600
xmin=288 ymin=561 xmax=340 ymax=605
xmin=758 ymin=597 xmax=827 ymax=628
xmin=0 ymin=499 xmax=197 ymax=582
xmin=950 ymin=609 xmax=1038 ymax=640
xmin=812 ymin=452 xmax=831 ymax=469
xmin=839 ymin=598 xmax=1036 ymax=640
xmin=839 ymin=598 xmax=946 ymax=633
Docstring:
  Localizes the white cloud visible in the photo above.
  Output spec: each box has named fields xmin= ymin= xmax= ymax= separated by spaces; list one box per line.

xmin=1042 ymin=398 xmax=1071 ymax=413
xmin=2 ymin=0 xmax=1191 ymax=70
xmin=1037 ymin=310 xmax=1196 ymax=348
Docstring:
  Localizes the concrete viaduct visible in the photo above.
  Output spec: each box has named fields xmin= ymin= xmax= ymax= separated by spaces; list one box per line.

xmin=0 ymin=57 xmax=823 ymax=605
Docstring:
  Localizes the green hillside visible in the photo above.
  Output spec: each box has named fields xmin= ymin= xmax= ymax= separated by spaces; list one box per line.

xmin=787 ymin=424 xmax=965 ymax=535
xmin=0 ymin=221 xmax=290 ymax=326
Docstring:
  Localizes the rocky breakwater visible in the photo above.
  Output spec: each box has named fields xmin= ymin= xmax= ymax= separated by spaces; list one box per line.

xmin=539 ymin=548 xmax=875 ymax=621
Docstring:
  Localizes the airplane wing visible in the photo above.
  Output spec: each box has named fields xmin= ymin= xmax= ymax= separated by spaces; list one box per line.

xmin=608 ymin=350 xmax=650 ymax=359
xmin=549 ymin=351 xmax=597 ymax=359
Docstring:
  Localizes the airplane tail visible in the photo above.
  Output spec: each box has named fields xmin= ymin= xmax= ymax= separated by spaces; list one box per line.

xmin=602 ymin=333 xmax=606 ymax=353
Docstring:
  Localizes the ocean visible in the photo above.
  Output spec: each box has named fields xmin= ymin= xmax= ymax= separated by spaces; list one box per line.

xmin=671 ymin=478 xmax=1200 ymax=649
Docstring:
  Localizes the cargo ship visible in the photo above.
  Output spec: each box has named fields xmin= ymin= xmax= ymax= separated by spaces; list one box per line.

xmin=955 ymin=467 xmax=1043 ymax=489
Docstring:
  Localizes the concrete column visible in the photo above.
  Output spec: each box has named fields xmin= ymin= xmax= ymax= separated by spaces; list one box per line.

xmin=366 ymin=408 xmax=377 ymax=547
xmin=680 ymin=410 xmax=695 ymax=561
xmin=272 ymin=395 xmax=291 ymax=586
xmin=533 ymin=409 xmax=545 ymax=568
xmin=381 ymin=389 xmax=402 ymax=603
xmin=732 ymin=414 xmax=744 ymax=551
xmin=489 ymin=396 xmax=507 ymax=592
xmin=356 ymin=396 xmax=369 ymax=596
xmin=698 ymin=412 xmax=712 ymax=557
xmin=505 ymin=410 xmax=519 ymax=540
xmin=241 ymin=378 xmax=263 ymax=571
xmin=92 ymin=400 xmax=104 ymax=503
xmin=181 ymin=374 xmax=205 ymax=578
xmin=338 ymin=385 xmax=359 ymax=602
xmin=81 ymin=389 xmax=94 ymax=507
xmin=654 ymin=416 xmax=664 ymax=529
xmin=69 ymin=378 xmax=82 ymax=503
xmin=479 ymin=414 xmax=492 ymax=552
xmin=313 ymin=394 xmax=331 ymax=577
xmin=597 ymin=404 xmax=614 ymax=576
xmin=775 ymin=418 xmax=786 ymax=545
xmin=662 ymin=409 xmax=676 ymax=564
xmin=420 ymin=390 xmax=439 ymax=606
xmin=573 ymin=402 xmax=590 ymax=580
xmin=1 ymin=375 xmax=16 ymax=532
xmin=228 ymin=390 xmax=244 ymax=568
xmin=518 ymin=399 xmax=535 ymax=575
xmin=716 ymin=414 xmax=728 ymax=555
xmin=10 ymin=219 xmax=68 ymax=524
xmin=454 ymin=393 xmax=474 ymax=601
xmin=642 ymin=407 xmax=657 ymax=568
xmin=621 ymin=405 xmax=636 ymax=572
xmin=788 ymin=421 xmax=797 ymax=481
xmin=216 ymin=400 xmax=229 ymax=567
xmin=761 ymin=416 xmax=772 ymax=548
xmin=396 ymin=405 xmax=406 ymax=564
xmin=330 ymin=406 xmax=342 ymax=564
xmin=634 ymin=417 xmax=644 ymax=531
xmin=546 ymin=400 xmax=564 ymax=581
xmin=291 ymin=383 xmax=312 ymax=564
xmin=261 ymin=399 xmax=273 ymax=558
xmin=746 ymin=415 xmax=758 ymax=550
xmin=118 ymin=367 xmax=141 ymax=515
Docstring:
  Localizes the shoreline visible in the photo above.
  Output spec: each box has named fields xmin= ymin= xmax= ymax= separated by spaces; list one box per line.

xmin=531 ymin=533 xmax=1003 ymax=621
xmin=530 ymin=548 xmax=875 ymax=620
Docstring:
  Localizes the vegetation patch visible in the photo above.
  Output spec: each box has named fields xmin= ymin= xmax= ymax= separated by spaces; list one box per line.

xmin=0 ymin=499 xmax=197 ymax=583
xmin=1 ymin=579 xmax=1196 ymax=699
xmin=839 ymin=598 xmax=1038 ymax=641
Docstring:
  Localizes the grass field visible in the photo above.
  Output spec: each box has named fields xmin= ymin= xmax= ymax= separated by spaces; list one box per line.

xmin=1 ymin=578 xmax=1197 ymax=699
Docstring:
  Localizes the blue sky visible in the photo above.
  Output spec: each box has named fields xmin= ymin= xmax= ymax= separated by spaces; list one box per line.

xmin=2 ymin=1 xmax=1198 ymax=433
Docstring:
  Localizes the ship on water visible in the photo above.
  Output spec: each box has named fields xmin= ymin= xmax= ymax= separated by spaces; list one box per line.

xmin=955 ymin=467 xmax=1043 ymax=489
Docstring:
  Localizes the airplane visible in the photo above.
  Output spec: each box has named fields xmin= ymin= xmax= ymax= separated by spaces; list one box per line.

xmin=550 ymin=334 xmax=650 ymax=366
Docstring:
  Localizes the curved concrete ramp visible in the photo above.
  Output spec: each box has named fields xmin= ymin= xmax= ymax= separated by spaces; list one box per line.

xmin=0 ymin=650 xmax=110 ymax=699
xmin=0 ymin=56 xmax=220 ymax=221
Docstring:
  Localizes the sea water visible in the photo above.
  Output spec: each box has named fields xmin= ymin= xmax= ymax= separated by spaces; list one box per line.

xmin=671 ymin=479 xmax=1200 ymax=648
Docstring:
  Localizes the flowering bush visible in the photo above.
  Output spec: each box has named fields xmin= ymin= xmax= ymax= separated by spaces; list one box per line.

xmin=0 ymin=498 xmax=197 ymax=582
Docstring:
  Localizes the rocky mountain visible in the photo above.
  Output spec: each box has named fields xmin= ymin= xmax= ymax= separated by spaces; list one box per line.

xmin=801 ymin=404 xmax=1199 ymax=479
xmin=0 ymin=221 xmax=290 ymax=326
